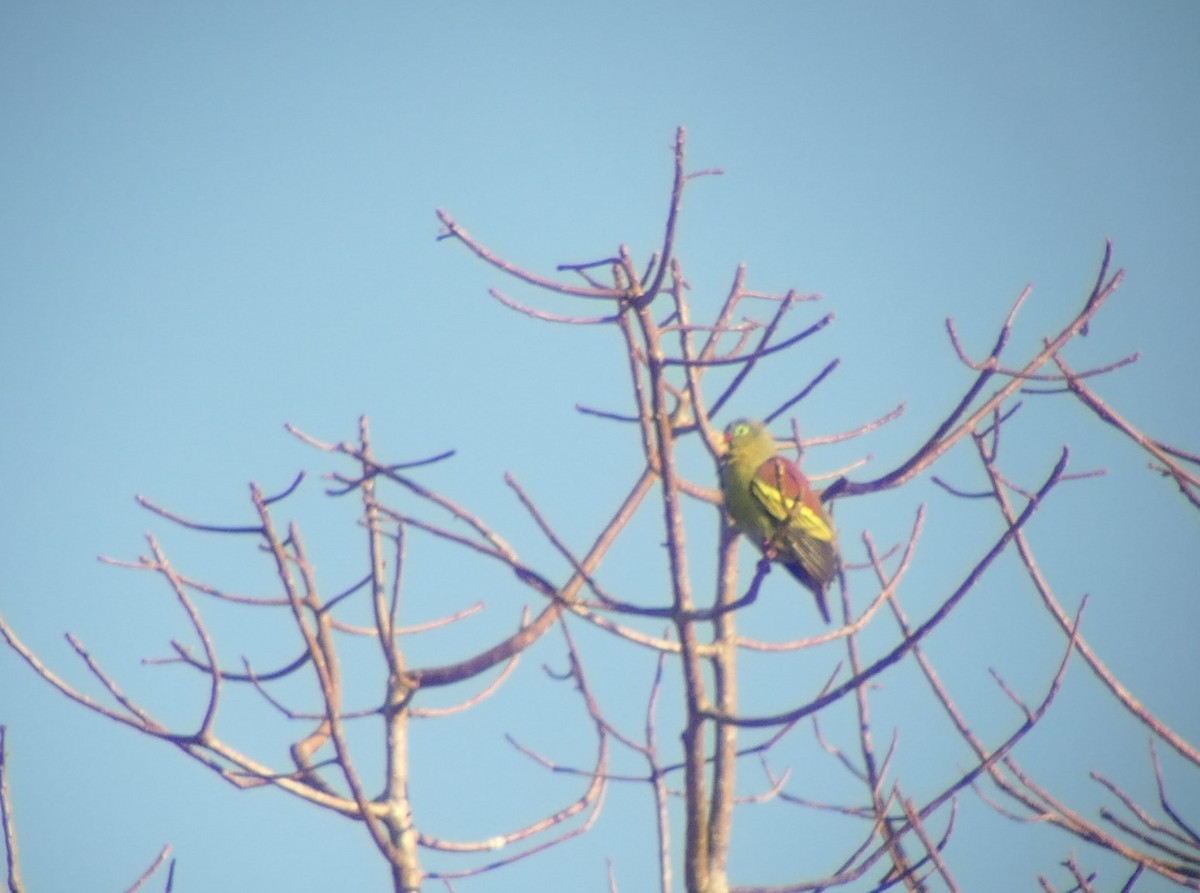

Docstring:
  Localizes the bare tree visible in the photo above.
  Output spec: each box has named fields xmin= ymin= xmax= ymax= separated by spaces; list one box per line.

xmin=2 ymin=128 xmax=1198 ymax=893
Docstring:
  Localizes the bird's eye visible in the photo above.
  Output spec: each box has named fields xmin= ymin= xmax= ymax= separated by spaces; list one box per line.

xmin=735 ymin=423 xmax=749 ymax=437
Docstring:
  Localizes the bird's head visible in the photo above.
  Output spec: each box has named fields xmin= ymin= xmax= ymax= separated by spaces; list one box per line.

xmin=722 ymin=419 xmax=777 ymax=464
xmin=724 ymin=418 xmax=765 ymax=447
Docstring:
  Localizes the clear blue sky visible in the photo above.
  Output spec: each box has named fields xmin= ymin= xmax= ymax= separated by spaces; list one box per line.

xmin=2 ymin=4 xmax=1198 ymax=891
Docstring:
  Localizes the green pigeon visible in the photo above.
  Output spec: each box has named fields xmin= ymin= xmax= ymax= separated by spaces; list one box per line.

xmin=719 ymin=418 xmax=840 ymax=622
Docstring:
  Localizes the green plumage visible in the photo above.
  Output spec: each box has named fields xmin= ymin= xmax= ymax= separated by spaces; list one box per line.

xmin=719 ymin=419 xmax=840 ymax=623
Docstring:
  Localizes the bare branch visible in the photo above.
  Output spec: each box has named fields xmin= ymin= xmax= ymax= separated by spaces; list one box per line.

xmin=711 ymin=448 xmax=1069 ymax=728
xmin=120 ymin=845 xmax=173 ymax=893
xmin=0 ymin=727 xmax=24 ymax=893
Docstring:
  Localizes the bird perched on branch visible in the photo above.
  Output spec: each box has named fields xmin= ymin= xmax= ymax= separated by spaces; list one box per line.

xmin=719 ymin=418 xmax=840 ymax=623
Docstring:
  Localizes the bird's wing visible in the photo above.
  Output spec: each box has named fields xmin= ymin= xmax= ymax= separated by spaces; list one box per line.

xmin=749 ymin=456 xmax=835 ymax=543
